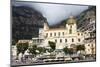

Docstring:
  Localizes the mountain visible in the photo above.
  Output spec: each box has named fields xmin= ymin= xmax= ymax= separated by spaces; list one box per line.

xmin=12 ymin=6 xmax=46 ymax=42
xmin=50 ymin=6 xmax=96 ymax=31
xmin=77 ymin=6 xmax=96 ymax=31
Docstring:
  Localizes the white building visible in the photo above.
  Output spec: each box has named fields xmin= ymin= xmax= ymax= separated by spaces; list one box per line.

xmin=32 ymin=16 xmax=85 ymax=49
xmin=84 ymin=31 xmax=96 ymax=55
xmin=31 ymin=16 xmax=96 ymax=56
xmin=84 ymin=39 xmax=96 ymax=55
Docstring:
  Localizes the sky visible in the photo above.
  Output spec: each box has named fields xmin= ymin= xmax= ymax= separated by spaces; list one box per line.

xmin=12 ymin=0 xmax=89 ymax=25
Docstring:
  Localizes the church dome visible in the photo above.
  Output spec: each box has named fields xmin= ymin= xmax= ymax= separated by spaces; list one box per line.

xmin=67 ymin=16 xmax=77 ymax=25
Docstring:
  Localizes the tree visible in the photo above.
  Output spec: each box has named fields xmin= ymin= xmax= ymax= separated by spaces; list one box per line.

xmin=76 ymin=45 xmax=85 ymax=54
xmin=68 ymin=48 xmax=74 ymax=55
xmin=48 ymin=41 xmax=56 ymax=51
xmin=37 ymin=47 xmax=46 ymax=54
xmin=48 ymin=49 xmax=54 ymax=53
xmin=63 ymin=46 xmax=69 ymax=55
xmin=28 ymin=45 xmax=37 ymax=57
xmin=16 ymin=42 xmax=29 ymax=55
xmin=76 ymin=45 xmax=85 ymax=51
xmin=63 ymin=47 xmax=74 ymax=55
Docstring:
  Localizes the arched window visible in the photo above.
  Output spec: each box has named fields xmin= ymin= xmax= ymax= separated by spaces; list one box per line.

xmin=78 ymin=38 xmax=80 ymax=42
xmin=50 ymin=33 xmax=52 ymax=37
xmin=55 ymin=39 xmax=57 ymax=43
xmin=70 ymin=25 xmax=72 ymax=28
xmin=62 ymin=32 xmax=64 ymax=35
xmin=72 ymin=38 xmax=74 ymax=42
xmin=69 ymin=29 xmax=72 ymax=34
xmin=65 ymin=39 xmax=67 ymax=42
xmin=60 ymin=39 xmax=62 ymax=43
xmin=58 ymin=32 xmax=60 ymax=36
xmin=78 ymin=33 xmax=80 ymax=36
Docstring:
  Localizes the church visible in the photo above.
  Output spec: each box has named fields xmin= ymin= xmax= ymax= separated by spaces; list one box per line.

xmin=31 ymin=16 xmax=85 ymax=49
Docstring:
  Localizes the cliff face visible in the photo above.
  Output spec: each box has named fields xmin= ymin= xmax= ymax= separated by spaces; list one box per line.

xmin=12 ymin=6 xmax=46 ymax=41
xmin=77 ymin=6 xmax=96 ymax=31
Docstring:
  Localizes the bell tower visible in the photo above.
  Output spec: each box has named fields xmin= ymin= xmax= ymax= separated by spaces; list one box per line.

xmin=66 ymin=16 xmax=77 ymax=34
xmin=43 ymin=22 xmax=49 ymax=31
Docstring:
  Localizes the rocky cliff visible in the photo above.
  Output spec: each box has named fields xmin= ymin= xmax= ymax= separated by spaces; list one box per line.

xmin=12 ymin=6 xmax=46 ymax=42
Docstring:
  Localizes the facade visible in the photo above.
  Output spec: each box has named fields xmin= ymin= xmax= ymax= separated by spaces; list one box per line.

xmin=84 ymin=39 xmax=96 ymax=55
xmin=84 ymin=31 xmax=96 ymax=55
xmin=32 ymin=16 xmax=85 ymax=50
